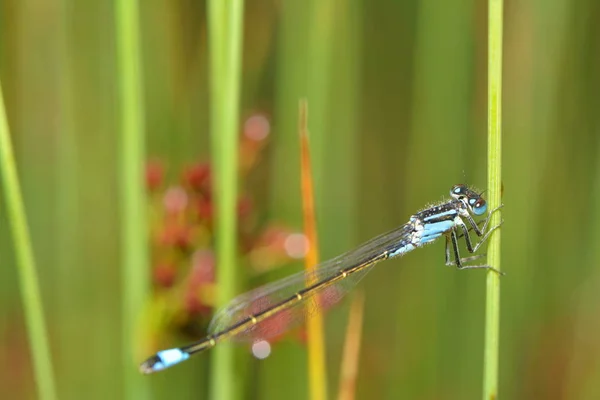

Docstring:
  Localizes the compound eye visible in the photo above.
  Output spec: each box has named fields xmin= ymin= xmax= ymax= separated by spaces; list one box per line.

xmin=451 ymin=184 xmax=467 ymax=198
xmin=472 ymin=199 xmax=487 ymax=216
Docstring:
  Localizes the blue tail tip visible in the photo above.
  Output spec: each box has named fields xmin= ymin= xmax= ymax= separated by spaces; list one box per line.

xmin=139 ymin=348 xmax=190 ymax=374
xmin=139 ymin=354 xmax=163 ymax=374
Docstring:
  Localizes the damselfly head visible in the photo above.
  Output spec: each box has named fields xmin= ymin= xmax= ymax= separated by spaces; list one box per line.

xmin=451 ymin=184 xmax=488 ymax=215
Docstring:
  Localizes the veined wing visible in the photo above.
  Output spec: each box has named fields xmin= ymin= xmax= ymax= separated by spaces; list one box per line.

xmin=207 ymin=222 xmax=414 ymax=342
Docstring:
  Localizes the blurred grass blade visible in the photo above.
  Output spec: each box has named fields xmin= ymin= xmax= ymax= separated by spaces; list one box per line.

xmin=114 ymin=1 xmax=150 ymax=398
xmin=207 ymin=1 xmax=244 ymax=399
xmin=299 ymin=99 xmax=328 ymax=400
xmin=337 ymin=291 xmax=365 ymax=400
xmin=306 ymin=0 xmax=336 ymax=186
xmin=0 ymin=81 xmax=57 ymax=400
xmin=483 ymin=0 xmax=504 ymax=398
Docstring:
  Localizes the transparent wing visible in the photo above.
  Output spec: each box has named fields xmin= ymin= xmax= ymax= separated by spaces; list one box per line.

xmin=208 ymin=222 xmax=414 ymax=342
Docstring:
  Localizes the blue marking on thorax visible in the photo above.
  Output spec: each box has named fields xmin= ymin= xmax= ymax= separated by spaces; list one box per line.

xmin=156 ymin=348 xmax=190 ymax=370
xmin=423 ymin=209 xmax=457 ymax=222
xmin=422 ymin=220 xmax=455 ymax=235
xmin=419 ymin=220 xmax=455 ymax=244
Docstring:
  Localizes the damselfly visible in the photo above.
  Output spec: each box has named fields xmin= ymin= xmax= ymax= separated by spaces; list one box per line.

xmin=140 ymin=184 xmax=502 ymax=374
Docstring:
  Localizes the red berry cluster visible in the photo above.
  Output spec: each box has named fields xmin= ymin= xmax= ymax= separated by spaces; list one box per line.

xmin=144 ymin=114 xmax=304 ymax=345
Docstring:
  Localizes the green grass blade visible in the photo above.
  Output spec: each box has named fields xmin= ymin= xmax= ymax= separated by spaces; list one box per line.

xmin=483 ymin=0 xmax=504 ymax=398
xmin=0 ymin=81 xmax=58 ymax=400
xmin=114 ymin=1 xmax=150 ymax=398
xmin=207 ymin=1 xmax=245 ymax=399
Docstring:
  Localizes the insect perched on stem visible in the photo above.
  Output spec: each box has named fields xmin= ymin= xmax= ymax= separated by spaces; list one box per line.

xmin=140 ymin=184 xmax=503 ymax=374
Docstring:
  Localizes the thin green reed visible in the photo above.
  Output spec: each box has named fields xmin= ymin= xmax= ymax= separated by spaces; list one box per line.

xmin=268 ymin=3 xmax=311 ymax=398
xmin=55 ymin=0 xmax=79 ymax=385
xmin=207 ymin=1 xmax=245 ymax=399
xmin=305 ymin=1 xmax=339 ymax=398
xmin=114 ymin=1 xmax=150 ymax=398
xmin=0 ymin=81 xmax=57 ymax=400
xmin=483 ymin=0 xmax=503 ymax=398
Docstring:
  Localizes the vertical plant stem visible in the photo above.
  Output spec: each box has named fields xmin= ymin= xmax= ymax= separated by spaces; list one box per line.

xmin=55 ymin=0 xmax=79 ymax=375
xmin=483 ymin=0 xmax=504 ymax=399
xmin=0 ymin=82 xmax=57 ymax=400
xmin=306 ymin=0 xmax=335 ymax=183
xmin=114 ymin=1 xmax=150 ymax=398
xmin=207 ymin=1 xmax=244 ymax=400
xmin=304 ymin=2 xmax=338 ymax=396
xmin=299 ymin=100 xmax=328 ymax=400
xmin=337 ymin=291 xmax=365 ymax=400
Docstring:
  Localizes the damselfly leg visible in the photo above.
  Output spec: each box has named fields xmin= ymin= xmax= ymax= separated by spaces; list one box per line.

xmin=444 ymin=204 xmax=504 ymax=274
xmin=463 ymin=204 xmax=504 ymax=237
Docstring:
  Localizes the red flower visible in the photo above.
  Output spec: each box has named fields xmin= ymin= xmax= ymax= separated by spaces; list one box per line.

xmin=196 ymin=198 xmax=213 ymax=221
xmin=184 ymin=163 xmax=211 ymax=193
xmin=145 ymin=161 xmax=163 ymax=191
xmin=159 ymin=223 xmax=191 ymax=249
xmin=153 ymin=263 xmax=177 ymax=288
xmin=163 ymin=186 xmax=188 ymax=215
xmin=184 ymin=251 xmax=215 ymax=316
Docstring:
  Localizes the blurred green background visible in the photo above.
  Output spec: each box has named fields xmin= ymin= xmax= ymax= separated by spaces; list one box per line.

xmin=1 ymin=0 xmax=600 ymax=399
